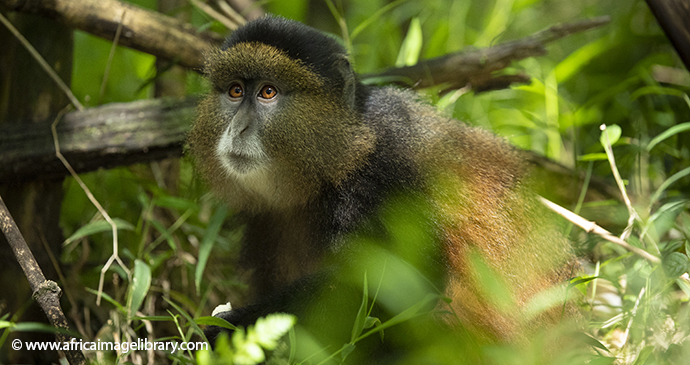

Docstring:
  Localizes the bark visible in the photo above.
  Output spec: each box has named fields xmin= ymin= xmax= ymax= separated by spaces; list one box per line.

xmin=0 ymin=97 xmax=196 ymax=183
xmin=0 ymin=10 xmax=78 ymax=364
xmin=0 ymin=0 xmax=223 ymax=70
xmin=0 ymin=196 xmax=86 ymax=365
xmin=645 ymin=0 xmax=690 ymax=70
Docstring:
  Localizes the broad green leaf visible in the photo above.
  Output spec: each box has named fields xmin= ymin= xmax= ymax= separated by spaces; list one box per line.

xmin=599 ymin=124 xmax=621 ymax=147
xmin=663 ymin=252 xmax=689 ymax=278
xmin=127 ymin=259 xmax=152 ymax=317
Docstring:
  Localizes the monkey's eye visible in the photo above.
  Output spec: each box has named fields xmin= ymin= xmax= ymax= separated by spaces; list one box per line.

xmin=228 ymin=84 xmax=244 ymax=99
xmin=259 ymin=85 xmax=278 ymax=100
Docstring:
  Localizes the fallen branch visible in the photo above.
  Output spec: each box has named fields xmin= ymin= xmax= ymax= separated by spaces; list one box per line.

xmin=0 ymin=97 xmax=196 ymax=182
xmin=0 ymin=0 xmax=223 ymax=70
xmin=0 ymin=195 xmax=86 ymax=365
xmin=364 ymin=16 xmax=611 ymax=92
xmin=1 ymin=0 xmax=609 ymax=90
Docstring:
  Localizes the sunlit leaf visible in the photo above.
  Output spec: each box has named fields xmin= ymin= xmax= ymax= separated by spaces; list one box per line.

xmin=395 ymin=18 xmax=423 ymax=67
xmin=599 ymin=124 xmax=621 ymax=147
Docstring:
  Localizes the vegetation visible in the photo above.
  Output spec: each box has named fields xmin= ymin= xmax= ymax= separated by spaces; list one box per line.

xmin=1 ymin=0 xmax=689 ymax=364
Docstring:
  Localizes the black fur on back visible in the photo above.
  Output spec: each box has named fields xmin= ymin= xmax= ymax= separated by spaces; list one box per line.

xmin=223 ymin=16 xmax=348 ymax=87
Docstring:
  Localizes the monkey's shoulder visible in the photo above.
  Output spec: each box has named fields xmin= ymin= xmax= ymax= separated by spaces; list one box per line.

xmin=360 ymin=86 xmax=525 ymax=182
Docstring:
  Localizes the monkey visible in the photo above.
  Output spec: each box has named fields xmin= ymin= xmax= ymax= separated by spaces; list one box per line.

xmin=188 ymin=15 xmax=578 ymax=359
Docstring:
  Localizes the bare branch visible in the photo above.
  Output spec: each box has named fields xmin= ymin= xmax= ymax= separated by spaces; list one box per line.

xmin=0 ymin=97 xmax=196 ymax=182
xmin=0 ymin=0 xmax=223 ymax=70
xmin=363 ymin=17 xmax=610 ymax=92
xmin=0 ymin=195 xmax=86 ymax=365
xmin=539 ymin=197 xmax=661 ymax=264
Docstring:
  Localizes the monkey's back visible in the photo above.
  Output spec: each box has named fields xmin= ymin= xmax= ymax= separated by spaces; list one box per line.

xmin=362 ymin=86 xmax=576 ymax=339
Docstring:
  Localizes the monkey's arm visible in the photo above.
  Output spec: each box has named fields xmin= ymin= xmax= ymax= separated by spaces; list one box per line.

xmin=204 ymin=271 xmax=331 ymax=346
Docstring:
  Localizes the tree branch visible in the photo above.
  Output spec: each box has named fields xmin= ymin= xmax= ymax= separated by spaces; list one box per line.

xmin=645 ymin=0 xmax=690 ymax=70
xmin=364 ymin=16 xmax=611 ymax=92
xmin=0 ymin=195 xmax=86 ymax=365
xmin=0 ymin=97 xmax=196 ymax=182
xmin=1 ymin=0 xmax=609 ymax=89
xmin=0 ymin=0 xmax=223 ymax=70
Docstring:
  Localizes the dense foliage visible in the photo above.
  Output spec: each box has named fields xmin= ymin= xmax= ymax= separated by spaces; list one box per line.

xmin=2 ymin=0 xmax=689 ymax=364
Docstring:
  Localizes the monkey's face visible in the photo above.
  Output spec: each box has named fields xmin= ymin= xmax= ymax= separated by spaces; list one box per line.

xmin=189 ymin=43 xmax=375 ymax=208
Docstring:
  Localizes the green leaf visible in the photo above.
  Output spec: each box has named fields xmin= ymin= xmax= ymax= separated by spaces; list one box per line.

xmin=663 ymin=252 xmax=689 ymax=278
xmin=358 ymin=294 xmax=438 ymax=341
xmin=578 ymin=153 xmax=608 ymax=161
xmin=646 ymin=122 xmax=690 ymax=152
xmin=351 ymin=272 xmax=369 ymax=342
xmin=195 ymin=206 xmax=228 ymax=295
xmin=127 ymin=259 xmax=152 ymax=317
xmin=195 ymin=316 xmax=237 ymax=331
xmin=599 ymin=124 xmax=621 ymax=147
xmin=340 ymin=343 xmax=356 ymax=361
xmin=64 ymin=218 xmax=134 ymax=245
xmin=554 ymin=38 xmax=608 ymax=83
xmin=85 ymin=287 xmax=125 ymax=313
xmin=395 ymin=18 xmax=422 ymax=67
xmin=650 ymin=167 xmax=690 ymax=206
xmin=632 ymin=346 xmax=654 ymax=365
xmin=11 ymin=322 xmax=77 ymax=336
xmin=253 ymin=313 xmax=296 ymax=350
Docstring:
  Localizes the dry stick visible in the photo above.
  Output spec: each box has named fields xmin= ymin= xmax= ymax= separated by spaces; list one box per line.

xmin=50 ymin=107 xmax=131 ymax=305
xmin=0 ymin=197 xmax=86 ymax=365
xmin=216 ymin=0 xmax=246 ymax=26
xmin=0 ymin=12 xmax=84 ymax=111
xmin=600 ymin=124 xmax=639 ymax=240
xmin=188 ymin=0 xmax=239 ymax=30
xmin=98 ymin=11 xmax=127 ymax=105
xmin=539 ymin=197 xmax=661 ymax=265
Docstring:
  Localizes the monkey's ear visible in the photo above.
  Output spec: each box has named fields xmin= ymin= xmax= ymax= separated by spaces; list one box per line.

xmin=333 ymin=55 xmax=356 ymax=109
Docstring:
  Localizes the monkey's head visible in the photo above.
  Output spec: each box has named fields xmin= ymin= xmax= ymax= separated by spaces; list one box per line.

xmin=189 ymin=16 xmax=375 ymax=210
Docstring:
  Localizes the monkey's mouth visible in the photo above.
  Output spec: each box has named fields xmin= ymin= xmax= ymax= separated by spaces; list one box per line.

xmin=224 ymin=152 xmax=256 ymax=173
xmin=218 ymin=151 xmax=268 ymax=176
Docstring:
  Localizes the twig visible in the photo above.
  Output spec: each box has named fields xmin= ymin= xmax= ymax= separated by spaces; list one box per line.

xmin=622 ymin=287 xmax=645 ymax=346
xmin=50 ymin=106 xmax=131 ymax=305
xmin=188 ymin=0 xmax=239 ymax=30
xmin=216 ymin=0 xmax=246 ymax=26
xmin=0 ymin=12 xmax=84 ymax=111
xmin=99 ymin=11 xmax=127 ymax=105
xmin=0 ymin=0 xmax=220 ymax=69
xmin=539 ymin=197 xmax=661 ymax=264
xmin=0 ymin=196 xmax=86 ymax=365
xmin=600 ymin=124 xmax=639 ymax=240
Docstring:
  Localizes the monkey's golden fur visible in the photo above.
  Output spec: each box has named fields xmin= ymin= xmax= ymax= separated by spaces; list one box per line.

xmin=189 ymin=16 xmax=577 ymax=344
